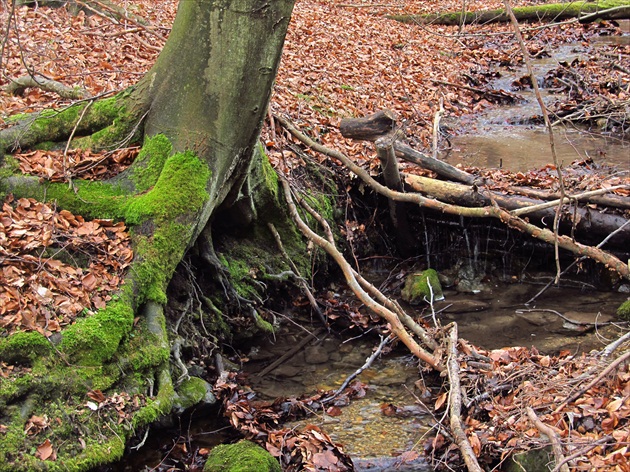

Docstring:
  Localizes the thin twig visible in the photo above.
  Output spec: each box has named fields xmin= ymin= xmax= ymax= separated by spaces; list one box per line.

xmin=504 ymin=0 xmax=566 ymax=284
xmin=322 ymin=334 xmax=392 ymax=403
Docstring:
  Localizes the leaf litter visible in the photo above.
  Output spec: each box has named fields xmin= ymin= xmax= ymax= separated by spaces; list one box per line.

xmin=1 ymin=0 xmax=629 ymax=470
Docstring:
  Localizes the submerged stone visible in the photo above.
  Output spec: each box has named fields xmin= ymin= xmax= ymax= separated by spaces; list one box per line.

xmin=506 ymin=446 xmax=554 ymax=472
xmin=401 ymin=269 xmax=444 ymax=304
xmin=204 ymin=440 xmax=281 ymax=472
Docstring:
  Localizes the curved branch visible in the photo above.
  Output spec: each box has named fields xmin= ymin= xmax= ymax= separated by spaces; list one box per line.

xmin=279 ymin=175 xmax=443 ymax=371
xmin=276 ymin=114 xmax=630 ymax=280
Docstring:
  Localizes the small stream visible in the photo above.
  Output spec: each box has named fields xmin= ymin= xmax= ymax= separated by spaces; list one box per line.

xmin=240 ymin=278 xmax=628 ymax=470
xmin=445 ymin=36 xmax=630 ymax=172
xmin=102 ymin=29 xmax=630 ymax=471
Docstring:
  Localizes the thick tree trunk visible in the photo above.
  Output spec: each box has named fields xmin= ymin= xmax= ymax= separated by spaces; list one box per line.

xmin=0 ymin=1 xmax=296 ymax=470
xmin=130 ymin=0 xmax=294 ymax=243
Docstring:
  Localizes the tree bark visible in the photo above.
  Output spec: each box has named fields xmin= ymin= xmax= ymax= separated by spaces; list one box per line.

xmin=0 ymin=1 xmax=296 ymax=470
xmin=404 ymin=173 xmax=630 ymax=248
xmin=129 ymin=0 xmax=294 ymax=244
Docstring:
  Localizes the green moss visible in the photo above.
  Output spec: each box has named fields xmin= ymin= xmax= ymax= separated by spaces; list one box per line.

xmin=401 ymin=269 xmax=443 ymax=305
xmin=204 ymin=440 xmax=281 ymax=472
xmin=132 ymin=368 xmax=175 ymax=428
xmin=0 ymin=155 xmax=20 ymax=179
xmin=388 ymin=0 xmax=628 ymax=25
xmin=59 ymin=295 xmax=134 ymax=366
xmin=617 ymin=299 xmax=630 ymax=320
xmin=175 ymin=376 xmax=212 ymax=410
xmin=44 ymin=179 xmax=129 ymax=220
xmin=129 ymin=134 xmax=173 ymax=192
xmin=0 ymin=331 xmax=52 ymax=364
xmin=221 ymin=256 xmax=260 ymax=300
xmin=259 ymin=143 xmax=279 ymax=203
xmin=252 ymin=311 xmax=275 ymax=333
xmin=0 ymin=394 xmax=129 ymax=472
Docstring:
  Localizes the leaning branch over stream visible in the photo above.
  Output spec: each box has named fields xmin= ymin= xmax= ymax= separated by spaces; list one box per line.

xmin=275 ymin=114 xmax=630 ymax=281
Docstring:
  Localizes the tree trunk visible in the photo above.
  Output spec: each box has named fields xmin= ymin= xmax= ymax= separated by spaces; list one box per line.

xmin=0 ymin=1 xmax=296 ymax=470
xmin=130 ymin=0 xmax=294 ymax=242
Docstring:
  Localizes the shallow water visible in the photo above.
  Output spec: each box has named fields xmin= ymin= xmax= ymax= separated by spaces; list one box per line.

xmin=242 ymin=280 xmax=628 ymax=468
xmin=448 ymin=128 xmax=629 ymax=172
xmin=445 ymin=37 xmax=630 ymax=172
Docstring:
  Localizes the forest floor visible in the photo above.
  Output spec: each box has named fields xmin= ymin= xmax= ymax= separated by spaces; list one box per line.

xmin=1 ymin=0 xmax=630 ymax=470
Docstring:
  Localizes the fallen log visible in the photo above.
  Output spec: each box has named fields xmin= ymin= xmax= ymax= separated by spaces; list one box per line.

xmin=387 ymin=1 xmax=630 ymax=26
xmin=404 ymin=173 xmax=630 ymax=247
xmin=277 ymin=113 xmax=630 ymax=280
xmin=4 ymin=75 xmax=89 ymax=100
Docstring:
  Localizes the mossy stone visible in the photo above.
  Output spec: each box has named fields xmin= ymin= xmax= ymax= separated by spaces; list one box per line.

xmin=617 ymin=299 xmax=630 ymax=320
xmin=204 ymin=440 xmax=281 ymax=472
xmin=401 ymin=269 xmax=444 ymax=304
xmin=174 ymin=376 xmax=216 ymax=411
xmin=505 ymin=446 xmax=554 ymax=472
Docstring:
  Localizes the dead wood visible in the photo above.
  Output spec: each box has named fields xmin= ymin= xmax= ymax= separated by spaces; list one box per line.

xmin=339 ymin=110 xmax=478 ymax=185
xmin=375 ymin=134 xmax=415 ymax=253
xmin=252 ymin=328 xmax=324 ymax=380
xmin=506 ymin=185 xmax=630 ymax=210
xmin=431 ymin=78 xmax=523 ymax=104
xmin=4 ymin=75 xmax=89 ymax=100
xmin=447 ymin=324 xmax=484 ymax=472
xmin=404 ymin=173 xmax=630 ymax=245
xmin=339 ymin=109 xmax=397 ymax=141
xmin=276 ymin=114 xmax=630 ymax=280
xmin=578 ymin=5 xmax=630 ymax=23
xmin=526 ymin=407 xmax=571 ymax=472
xmin=279 ymin=174 xmax=443 ymax=370
xmin=322 ymin=334 xmax=392 ymax=403
xmin=553 ymin=350 xmax=630 ymax=413
xmin=387 ymin=1 xmax=630 ymax=26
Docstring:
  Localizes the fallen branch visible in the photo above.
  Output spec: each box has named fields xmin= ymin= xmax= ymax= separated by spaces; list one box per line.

xmin=578 ymin=5 xmax=630 ymax=23
xmin=600 ymin=331 xmax=630 ymax=357
xmin=277 ymin=114 xmax=630 ymax=280
xmin=279 ymin=174 xmax=443 ymax=370
xmin=554 ymin=350 xmax=630 ymax=413
xmin=447 ymin=323 xmax=484 ymax=472
xmin=4 ymin=75 xmax=89 ymax=100
xmin=404 ymin=173 xmax=630 ymax=244
xmin=430 ymin=78 xmax=524 ymax=103
xmin=339 ymin=110 xmax=478 ymax=185
xmin=322 ymin=334 xmax=392 ymax=403
xmin=387 ymin=1 xmax=630 ymax=26
xmin=526 ymin=407 xmax=571 ymax=472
